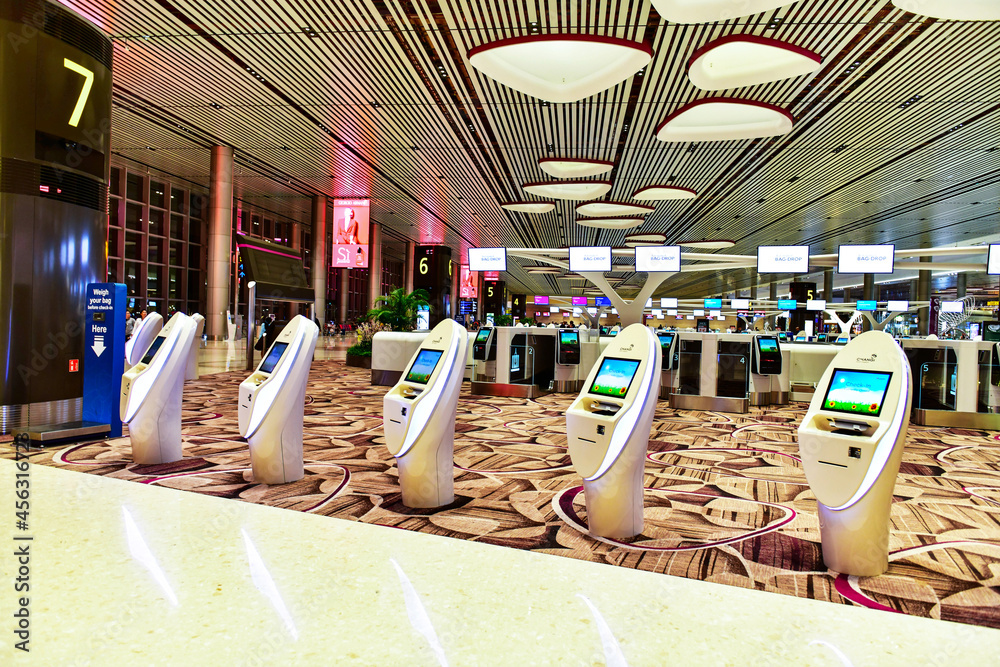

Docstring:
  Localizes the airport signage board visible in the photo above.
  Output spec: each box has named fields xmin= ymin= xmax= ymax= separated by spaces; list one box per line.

xmin=572 ymin=296 xmax=588 ymax=306
xmin=857 ymin=300 xmax=877 ymax=311
xmin=469 ymin=248 xmax=507 ymax=272
xmin=661 ymin=298 xmax=677 ymax=308
xmin=83 ymin=283 xmax=126 ymax=437
xmin=704 ymin=298 xmax=722 ymax=309
xmin=838 ymin=244 xmax=895 ymax=274
xmin=989 ymin=245 xmax=1000 ymax=275
xmin=757 ymin=245 xmax=809 ymax=273
xmin=806 ymin=299 xmax=827 ymax=311
xmin=777 ymin=299 xmax=797 ymax=310
xmin=941 ymin=300 xmax=964 ymax=313
xmin=595 ymin=296 xmax=612 ymax=307
xmin=731 ymin=299 xmax=750 ymax=310
xmin=634 ymin=245 xmax=681 ymax=272
xmin=569 ymin=246 xmax=612 ymax=273
xmin=533 ymin=295 xmax=550 ymax=305
xmin=332 ymin=199 xmax=370 ymax=268
xmin=886 ymin=300 xmax=909 ymax=311
xmin=460 ymin=265 xmax=478 ymax=298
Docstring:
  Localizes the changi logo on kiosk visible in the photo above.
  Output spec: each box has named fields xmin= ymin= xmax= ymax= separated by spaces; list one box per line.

xmin=856 ymin=354 xmax=877 ymax=364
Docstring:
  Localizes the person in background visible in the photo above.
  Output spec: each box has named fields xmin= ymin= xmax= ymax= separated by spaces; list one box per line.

xmin=124 ymin=310 xmax=134 ymax=340
xmin=140 ymin=309 xmax=148 ymax=320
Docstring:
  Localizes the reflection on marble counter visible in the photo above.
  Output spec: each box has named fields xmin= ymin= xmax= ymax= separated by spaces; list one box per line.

xmin=1 ymin=460 xmax=996 ymax=666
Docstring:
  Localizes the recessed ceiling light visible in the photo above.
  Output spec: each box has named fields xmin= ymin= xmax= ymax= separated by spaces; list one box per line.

xmin=650 ymin=0 xmax=795 ymax=23
xmin=468 ymin=34 xmax=653 ymax=103
xmin=655 ymin=98 xmax=794 ymax=143
xmin=500 ymin=201 xmax=556 ymax=214
xmin=687 ymin=35 xmax=822 ymax=91
xmin=522 ymin=180 xmax=613 ymax=200
xmin=539 ymin=158 xmax=614 ymax=179
xmin=575 ymin=217 xmax=645 ymax=229
xmin=577 ymin=201 xmax=655 ymax=217
xmin=891 ymin=0 xmax=1000 ymax=20
xmin=632 ymin=185 xmax=697 ymax=201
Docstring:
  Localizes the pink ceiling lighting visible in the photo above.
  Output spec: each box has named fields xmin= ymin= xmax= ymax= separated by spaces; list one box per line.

xmin=655 ymin=98 xmax=794 ymax=142
xmin=539 ymin=158 xmax=614 ymax=179
xmin=632 ymin=185 xmax=698 ymax=201
xmin=522 ymin=180 xmax=612 ymax=201
xmin=687 ymin=35 xmax=822 ymax=91
xmin=468 ymin=35 xmax=653 ymax=103
xmin=651 ymin=0 xmax=796 ymax=23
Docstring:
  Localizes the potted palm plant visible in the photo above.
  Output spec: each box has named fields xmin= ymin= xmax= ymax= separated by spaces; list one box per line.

xmin=345 ymin=288 xmax=431 ymax=368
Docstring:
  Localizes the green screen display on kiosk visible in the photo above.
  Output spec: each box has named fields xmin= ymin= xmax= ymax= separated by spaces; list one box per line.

xmin=475 ymin=329 xmax=491 ymax=343
xmin=559 ymin=331 xmax=579 ymax=345
xmin=259 ymin=342 xmax=288 ymax=374
xmin=405 ymin=350 xmax=444 ymax=385
xmin=140 ymin=337 xmax=166 ymax=365
xmin=589 ymin=357 xmax=641 ymax=398
xmin=758 ymin=337 xmax=779 ymax=353
xmin=822 ymin=369 xmax=893 ymax=417
xmin=658 ymin=333 xmax=675 ymax=349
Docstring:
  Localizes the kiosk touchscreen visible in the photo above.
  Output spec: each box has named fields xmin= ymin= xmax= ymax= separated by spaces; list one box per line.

xmin=599 ymin=326 xmax=611 ymax=336
xmin=557 ymin=330 xmax=581 ymax=365
xmin=566 ymin=324 xmax=661 ymax=538
xmin=383 ymin=319 xmax=468 ymax=508
xmin=752 ymin=335 xmax=782 ymax=375
xmin=472 ymin=327 xmax=497 ymax=361
xmin=120 ymin=312 xmax=198 ymax=464
xmin=798 ymin=330 xmax=912 ymax=576
xmin=185 ymin=313 xmax=206 ymax=380
xmin=125 ymin=313 xmax=163 ymax=370
xmin=657 ymin=332 xmax=678 ymax=371
xmin=238 ymin=315 xmax=319 ymax=484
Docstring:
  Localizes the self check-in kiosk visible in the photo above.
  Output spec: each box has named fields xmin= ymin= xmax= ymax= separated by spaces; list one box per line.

xmin=657 ymin=331 xmax=678 ymax=399
xmin=185 ymin=313 xmax=206 ymax=380
xmin=566 ymin=323 xmax=661 ymax=538
xmin=124 ymin=313 xmax=163 ymax=371
xmin=555 ymin=330 xmax=582 ymax=393
xmin=383 ymin=319 xmax=468 ymax=508
xmin=798 ymin=331 xmax=912 ymax=576
xmin=472 ymin=326 xmax=497 ymax=382
xmin=749 ymin=334 xmax=787 ymax=406
xmin=238 ymin=315 xmax=319 ymax=484
xmin=120 ymin=312 xmax=198 ymax=464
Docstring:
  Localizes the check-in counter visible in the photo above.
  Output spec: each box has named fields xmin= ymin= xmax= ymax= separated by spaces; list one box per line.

xmin=372 ymin=331 xmax=476 ymax=386
xmin=902 ymin=339 xmax=1000 ymax=429
xmin=472 ymin=327 xmax=556 ymax=398
xmin=669 ymin=332 xmax=749 ymax=412
xmin=784 ymin=343 xmax=840 ymax=402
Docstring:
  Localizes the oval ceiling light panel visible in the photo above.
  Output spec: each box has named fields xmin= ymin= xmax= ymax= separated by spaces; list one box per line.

xmin=655 ymin=98 xmax=793 ymax=142
xmin=576 ymin=217 xmax=645 ymax=230
xmin=892 ymin=0 xmax=1000 ymax=20
xmin=576 ymin=201 xmax=655 ymax=217
xmin=468 ymin=35 xmax=653 ymax=104
xmin=651 ymin=0 xmax=796 ymax=23
xmin=688 ymin=35 xmax=822 ymax=91
xmin=539 ymin=158 xmax=614 ymax=179
xmin=522 ymin=180 xmax=612 ymax=200
xmin=623 ymin=232 xmax=668 ymax=247
xmin=526 ymin=266 xmax=562 ymax=274
xmin=632 ymin=185 xmax=698 ymax=201
xmin=500 ymin=201 xmax=556 ymax=214
xmin=676 ymin=239 xmax=735 ymax=249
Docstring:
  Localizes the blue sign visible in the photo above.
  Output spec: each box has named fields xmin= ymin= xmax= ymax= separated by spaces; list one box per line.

xmin=83 ymin=283 xmax=126 ymax=437
xmin=459 ymin=299 xmax=477 ymax=315
xmin=704 ymin=298 xmax=722 ymax=309
xmin=777 ymin=299 xmax=797 ymax=310
xmin=856 ymin=300 xmax=877 ymax=311
xmin=595 ymin=296 xmax=612 ymax=307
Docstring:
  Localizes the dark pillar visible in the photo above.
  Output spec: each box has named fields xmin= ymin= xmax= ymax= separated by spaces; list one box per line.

xmin=956 ymin=272 xmax=967 ymax=298
xmin=206 ymin=145 xmax=234 ymax=339
xmin=917 ymin=257 xmax=931 ymax=336
xmin=311 ymin=195 xmax=327 ymax=325
xmin=824 ymin=269 xmax=835 ymax=301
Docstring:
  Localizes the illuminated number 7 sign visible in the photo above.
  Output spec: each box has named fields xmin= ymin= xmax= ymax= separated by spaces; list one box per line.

xmin=63 ymin=58 xmax=94 ymax=127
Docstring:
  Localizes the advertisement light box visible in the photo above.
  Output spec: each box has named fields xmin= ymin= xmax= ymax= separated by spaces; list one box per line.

xmin=941 ymin=300 xmax=964 ymax=313
xmin=886 ymin=300 xmax=909 ymax=311
xmin=806 ymin=299 xmax=827 ymax=311
xmin=533 ymin=295 xmax=550 ymax=305
xmin=572 ymin=296 xmax=588 ymax=306
xmin=460 ymin=265 xmax=478 ymax=299
xmin=838 ymin=244 xmax=895 ymax=274
xmin=731 ymin=299 xmax=750 ymax=310
xmin=569 ymin=246 xmax=612 ymax=273
xmin=469 ymin=247 xmax=507 ymax=271
xmin=757 ymin=245 xmax=809 ymax=273
xmin=634 ymin=245 xmax=681 ymax=273
xmin=704 ymin=298 xmax=722 ymax=309
xmin=856 ymin=300 xmax=877 ymax=312
xmin=989 ymin=245 xmax=1000 ymax=276
xmin=661 ymin=298 xmax=677 ymax=308
xmin=332 ymin=199 xmax=370 ymax=268
xmin=777 ymin=299 xmax=798 ymax=310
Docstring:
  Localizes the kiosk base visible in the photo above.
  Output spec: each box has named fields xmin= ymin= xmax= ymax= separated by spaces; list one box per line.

xmin=581 ymin=462 xmax=645 ymax=539
xmin=749 ymin=390 xmax=789 ymax=407
xmin=128 ymin=398 xmax=183 ymax=465
xmin=669 ymin=393 xmax=748 ymax=413
xmin=817 ymin=501 xmax=891 ymax=577
xmin=912 ymin=409 xmax=1000 ymax=430
xmin=247 ymin=422 xmax=304 ymax=485
xmin=470 ymin=381 xmax=551 ymax=399
xmin=396 ymin=433 xmax=455 ymax=509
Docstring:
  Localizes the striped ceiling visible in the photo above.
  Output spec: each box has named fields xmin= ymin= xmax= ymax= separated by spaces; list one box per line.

xmin=61 ymin=0 xmax=1000 ymax=296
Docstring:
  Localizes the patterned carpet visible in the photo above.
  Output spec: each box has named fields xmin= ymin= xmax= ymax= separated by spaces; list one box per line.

xmin=7 ymin=361 xmax=1000 ymax=628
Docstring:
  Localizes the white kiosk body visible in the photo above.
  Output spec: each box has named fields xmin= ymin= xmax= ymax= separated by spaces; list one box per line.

xmin=656 ymin=331 xmax=678 ymax=398
xmin=120 ymin=313 xmax=197 ymax=464
xmin=185 ymin=313 xmax=206 ymax=380
xmin=238 ymin=315 xmax=319 ymax=484
xmin=798 ymin=330 xmax=912 ymax=576
xmin=124 ymin=313 xmax=163 ymax=371
xmin=383 ymin=319 xmax=468 ymax=508
xmin=554 ymin=329 xmax=582 ymax=392
xmin=566 ymin=323 xmax=661 ymax=538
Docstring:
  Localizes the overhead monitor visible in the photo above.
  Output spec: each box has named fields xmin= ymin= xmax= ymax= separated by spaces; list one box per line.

xmin=573 ymin=307 xmax=582 ymax=316
xmin=332 ymin=199 xmax=371 ymax=268
xmin=634 ymin=245 xmax=681 ymax=273
xmin=713 ymin=312 xmax=725 ymax=320
xmin=652 ymin=309 xmax=663 ymax=318
xmin=731 ymin=298 xmax=750 ymax=310
xmin=777 ymin=298 xmax=797 ymax=310
xmin=886 ymin=300 xmax=909 ymax=311
xmin=588 ymin=357 xmax=641 ymax=398
xmin=549 ymin=306 xmax=559 ymax=313
xmin=704 ymin=298 xmax=722 ymax=309
xmin=941 ymin=300 xmax=964 ymax=313
xmin=686 ymin=315 xmax=695 ymax=320
xmin=259 ymin=342 xmax=288 ymax=374
xmin=595 ymin=296 xmax=612 ymax=307
xmin=569 ymin=246 xmax=612 ymax=273
xmin=807 ymin=299 xmax=827 ymax=311
xmin=661 ymin=298 xmax=677 ymax=308
xmin=572 ymin=296 xmax=588 ymax=306
xmin=821 ymin=369 xmax=893 ymax=417
xmin=469 ymin=247 xmax=507 ymax=272
xmin=534 ymin=295 xmax=550 ymax=305
xmin=611 ymin=307 xmax=618 ymax=314
xmin=484 ymin=270 xmax=500 ymax=280
xmin=587 ymin=307 xmax=598 ymax=316
xmin=405 ymin=349 xmax=444 ymax=385
xmin=693 ymin=309 xmax=705 ymax=316
xmin=757 ymin=245 xmax=810 ymax=273
xmin=838 ymin=244 xmax=895 ymax=274
xmin=460 ymin=265 xmax=478 ymax=298
xmin=989 ymin=245 xmax=1000 ymax=275
xmin=856 ymin=300 xmax=877 ymax=312
xmin=666 ymin=309 xmax=677 ymax=317
xmin=140 ymin=337 xmax=166 ymax=365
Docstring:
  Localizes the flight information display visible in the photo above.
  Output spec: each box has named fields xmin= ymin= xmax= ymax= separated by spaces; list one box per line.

xmin=661 ymin=298 xmax=677 ymax=308
xmin=140 ymin=337 xmax=166 ymax=365
xmin=260 ymin=342 xmax=288 ymax=374
xmin=989 ymin=244 xmax=1000 ymax=275
xmin=941 ymin=300 xmax=964 ymax=313
xmin=887 ymin=300 xmax=909 ymax=311
xmin=704 ymin=298 xmax=722 ymax=309
xmin=822 ymin=369 xmax=893 ymax=417
xmin=595 ymin=296 xmax=612 ymax=307
xmin=405 ymin=349 xmax=444 ymax=385
xmin=777 ymin=299 xmax=797 ymax=310
xmin=534 ymin=295 xmax=550 ymax=305
xmin=572 ymin=296 xmax=588 ymax=306
xmin=731 ymin=299 xmax=750 ymax=310
xmin=857 ymin=300 xmax=877 ymax=311
xmin=589 ymin=357 xmax=642 ymax=398
xmin=807 ymin=299 xmax=827 ymax=311
xmin=469 ymin=248 xmax=507 ymax=271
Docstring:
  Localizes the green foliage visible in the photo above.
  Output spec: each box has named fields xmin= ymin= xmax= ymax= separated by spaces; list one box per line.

xmin=367 ymin=287 xmax=431 ymax=332
xmin=520 ymin=317 xmax=536 ymax=327
xmin=494 ymin=313 xmax=514 ymax=326
xmin=346 ymin=343 xmax=372 ymax=357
